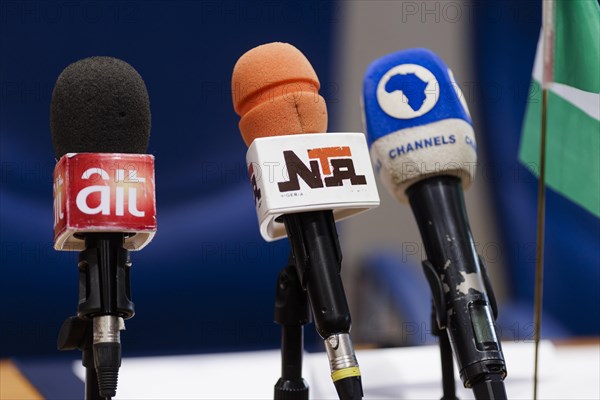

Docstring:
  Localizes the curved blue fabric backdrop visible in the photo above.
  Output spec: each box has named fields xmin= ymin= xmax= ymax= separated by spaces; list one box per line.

xmin=0 ymin=0 xmax=336 ymax=357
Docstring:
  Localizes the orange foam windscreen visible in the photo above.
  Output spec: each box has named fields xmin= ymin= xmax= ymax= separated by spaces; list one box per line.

xmin=232 ymin=42 xmax=328 ymax=147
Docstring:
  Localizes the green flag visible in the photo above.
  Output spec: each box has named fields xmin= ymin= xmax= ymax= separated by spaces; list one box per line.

xmin=519 ymin=0 xmax=600 ymax=217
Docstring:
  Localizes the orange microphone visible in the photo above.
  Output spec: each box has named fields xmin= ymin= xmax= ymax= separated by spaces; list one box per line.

xmin=232 ymin=42 xmax=379 ymax=400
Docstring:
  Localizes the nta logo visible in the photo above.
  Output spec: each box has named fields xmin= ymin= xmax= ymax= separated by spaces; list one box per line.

xmin=248 ymin=163 xmax=261 ymax=204
xmin=278 ymin=146 xmax=367 ymax=192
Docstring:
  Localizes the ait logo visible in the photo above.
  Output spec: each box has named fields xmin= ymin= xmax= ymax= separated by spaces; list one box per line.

xmin=278 ymin=146 xmax=367 ymax=192
xmin=248 ymin=163 xmax=261 ymax=204
xmin=75 ymin=167 xmax=147 ymax=217
xmin=377 ymin=64 xmax=438 ymax=119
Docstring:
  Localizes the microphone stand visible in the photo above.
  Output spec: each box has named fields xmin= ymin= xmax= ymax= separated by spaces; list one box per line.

xmin=58 ymin=233 xmax=134 ymax=400
xmin=274 ymin=254 xmax=310 ymax=400
xmin=430 ymin=303 xmax=458 ymax=400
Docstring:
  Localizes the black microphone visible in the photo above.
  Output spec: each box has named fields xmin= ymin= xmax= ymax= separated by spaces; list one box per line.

xmin=51 ymin=56 xmax=155 ymax=399
xmin=363 ymin=48 xmax=507 ymax=399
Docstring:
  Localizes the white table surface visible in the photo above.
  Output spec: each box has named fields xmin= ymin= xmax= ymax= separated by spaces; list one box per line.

xmin=73 ymin=340 xmax=599 ymax=399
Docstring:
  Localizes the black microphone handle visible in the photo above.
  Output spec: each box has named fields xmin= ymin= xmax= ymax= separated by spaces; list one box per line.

xmin=282 ymin=211 xmax=363 ymax=400
xmin=78 ymin=233 xmax=133 ymax=399
xmin=407 ymin=176 xmax=507 ymax=398
xmin=282 ymin=211 xmax=349 ymax=338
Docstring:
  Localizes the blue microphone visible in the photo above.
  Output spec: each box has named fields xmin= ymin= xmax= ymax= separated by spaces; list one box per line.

xmin=363 ymin=48 xmax=507 ymax=400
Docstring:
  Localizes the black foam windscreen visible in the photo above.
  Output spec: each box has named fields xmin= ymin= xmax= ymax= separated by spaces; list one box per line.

xmin=50 ymin=56 xmax=151 ymax=158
